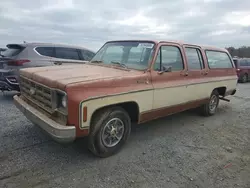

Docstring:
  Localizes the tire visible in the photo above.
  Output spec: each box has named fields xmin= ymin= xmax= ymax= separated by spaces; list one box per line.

xmin=200 ymin=90 xmax=219 ymax=116
xmin=87 ymin=106 xmax=131 ymax=158
xmin=241 ymin=74 xmax=248 ymax=83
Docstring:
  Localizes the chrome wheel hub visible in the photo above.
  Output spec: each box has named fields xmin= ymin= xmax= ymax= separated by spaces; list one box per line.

xmin=101 ymin=118 xmax=125 ymax=147
xmin=209 ymin=95 xmax=218 ymax=111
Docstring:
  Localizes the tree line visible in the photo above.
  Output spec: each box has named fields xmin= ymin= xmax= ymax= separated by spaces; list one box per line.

xmin=226 ymin=46 xmax=250 ymax=58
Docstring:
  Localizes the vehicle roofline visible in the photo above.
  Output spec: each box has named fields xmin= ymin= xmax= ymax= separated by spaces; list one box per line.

xmin=6 ymin=43 xmax=95 ymax=52
xmin=104 ymin=40 xmax=228 ymax=52
xmin=104 ymin=40 xmax=158 ymax=44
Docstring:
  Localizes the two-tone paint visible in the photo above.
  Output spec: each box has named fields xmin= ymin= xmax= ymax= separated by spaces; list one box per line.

xmin=18 ymin=40 xmax=238 ymax=139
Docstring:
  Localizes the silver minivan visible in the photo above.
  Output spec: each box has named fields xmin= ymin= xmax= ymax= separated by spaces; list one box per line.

xmin=0 ymin=42 xmax=95 ymax=91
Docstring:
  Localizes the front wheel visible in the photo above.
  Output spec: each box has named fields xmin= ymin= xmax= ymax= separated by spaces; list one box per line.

xmin=200 ymin=90 xmax=219 ymax=116
xmin=88 ymin=106 xmax=131 ymax=158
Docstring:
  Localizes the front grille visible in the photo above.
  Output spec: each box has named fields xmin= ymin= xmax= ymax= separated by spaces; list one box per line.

xmin=19 ymin=76 xmax=53 ymax=113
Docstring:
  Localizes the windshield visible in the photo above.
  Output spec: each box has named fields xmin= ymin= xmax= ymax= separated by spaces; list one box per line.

xmin=90 ymin=41 xmax=155 ymax=70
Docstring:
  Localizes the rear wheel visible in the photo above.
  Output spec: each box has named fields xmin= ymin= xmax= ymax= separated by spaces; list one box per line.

xmin=241 ymin=74 xmax=248 ymax=83
xmin=88 ymin=106 xmax=131 ymax=158
xmin=200 ymin=90 xmax=219 ymax=116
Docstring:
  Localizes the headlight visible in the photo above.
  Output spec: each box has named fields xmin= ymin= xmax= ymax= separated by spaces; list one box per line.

xmin=61 ymin=95 xmax=67 ymax=108
xmin=56 ymin=91 xmax=67 ymax=109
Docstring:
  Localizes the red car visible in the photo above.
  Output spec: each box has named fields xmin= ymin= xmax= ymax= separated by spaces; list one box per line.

xmin=233 ymin=58 xmax=250 ymax=83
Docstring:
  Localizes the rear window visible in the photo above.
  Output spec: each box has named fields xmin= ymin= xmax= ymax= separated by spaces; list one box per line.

xmin=35 ymin=47 xmax=55 ymax=57
xmin=205 ymin=50 xmax=233 ymax=69
xmin=2 ymin=45 xmax=24 ymax=57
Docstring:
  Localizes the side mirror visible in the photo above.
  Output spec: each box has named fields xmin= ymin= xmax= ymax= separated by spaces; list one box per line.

xmin=163 ymin=66 xmax=172 ymax=72
xmin=157 ymin=66 xmax=172 ymax=75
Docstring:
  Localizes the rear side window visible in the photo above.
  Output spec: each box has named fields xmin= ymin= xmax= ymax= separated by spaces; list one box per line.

xmin=239 ymin=59 xmax=249 ymax=66
xmin=80 ymin=50 xmax=95 ymax=61
xmin=2 ymin=45 xmax=24 ymax=57
xmin=55 ymin=47 xmax=80 ymax=60
xmin=35 ymin=47 xmax=55 ymax=57
xmin=205 ymin=50 xmax=233 ymax=69
xmin=185 ymin=47 xmax=204 ymax=70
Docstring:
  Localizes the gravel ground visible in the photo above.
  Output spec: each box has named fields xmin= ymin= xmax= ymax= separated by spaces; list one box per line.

xmin=0 ymin=84 xmax=250 ymax=188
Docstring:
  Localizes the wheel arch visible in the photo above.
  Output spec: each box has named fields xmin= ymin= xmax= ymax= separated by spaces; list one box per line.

xmin=213 ymin=86 xmax=226 ymax=96
xmin=89 ymin=101 xmax=140 ymax=128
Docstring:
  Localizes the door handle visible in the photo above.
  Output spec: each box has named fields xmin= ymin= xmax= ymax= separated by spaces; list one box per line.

xmin=157 ymin=71 xmax=164 ymax=75
xmin=181 ymin=72 xmax=188 ymax=76
xmin=54 ymin=62 xmax=62 ymax=65
xmin=202 ymin=71 xmax=208 ymax=75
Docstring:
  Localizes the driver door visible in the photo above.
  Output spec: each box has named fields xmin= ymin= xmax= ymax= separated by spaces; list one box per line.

xmin=151 ymin=43 xmax=189 ymax=113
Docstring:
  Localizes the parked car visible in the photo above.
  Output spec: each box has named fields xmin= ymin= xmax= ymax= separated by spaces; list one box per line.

xmin=14 ymin=40 xmax=237 ymax=158
xmin=0 ymin=43 xmax=95 ymax=91
xmin=0 ymin=48 xmax=7 ymax=53
xmin=233 ymin=57 xmax=250 ymax=83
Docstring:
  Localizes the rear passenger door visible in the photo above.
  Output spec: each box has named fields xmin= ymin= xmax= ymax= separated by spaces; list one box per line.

xmin=183 ymin=46 xmax=208 ymax=101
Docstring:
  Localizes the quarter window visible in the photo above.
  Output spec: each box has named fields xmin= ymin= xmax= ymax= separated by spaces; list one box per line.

xmin=154 ymin=46 xmax=184 ymax=71
xmin=55 ymin=47 xmax=80 ymax=60
xmin=185 ymin=47 xmax=204 ymax=70
xmin=35 ymin=47 xmax=54 ymax=57
xmin=205 ymin=50 xmax=233 ymax=68
xmin=240 ymin=59 xmax=248 ymax=66
xmin=80 ymin=50 xmax=95 ymax=61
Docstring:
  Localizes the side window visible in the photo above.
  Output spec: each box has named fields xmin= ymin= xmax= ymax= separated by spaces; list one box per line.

xmin=55 ymin=47 xmax=80 ymax=60
xmin=154 ymin=46 xmax=184 ymax=71
xmin=185 ymin=47 xmax=204 ymax=70
xmin=206 ymin=50 xmax=233 ymax=69
xmin=35 ymin=47 xmax=54 ymax=57
xmin=80 ymin=50 xmax=95 ymax=61
xmin=240 ymin=59 xmax=248 ymax=66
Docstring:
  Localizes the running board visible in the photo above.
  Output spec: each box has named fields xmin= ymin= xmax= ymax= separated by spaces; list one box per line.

xmin=219 ymin=97 xmax=230 ymax=102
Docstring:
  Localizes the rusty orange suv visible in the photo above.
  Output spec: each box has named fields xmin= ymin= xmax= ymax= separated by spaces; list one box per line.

xmin=14 ymin=40 xmax=237 ymax=157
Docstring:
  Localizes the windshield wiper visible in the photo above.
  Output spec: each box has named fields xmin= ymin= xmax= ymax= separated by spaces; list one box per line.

xmin=110 ymin=61 xmax=128 ymax=69
xmin=90 ymin=60 xmax=103 ymax=63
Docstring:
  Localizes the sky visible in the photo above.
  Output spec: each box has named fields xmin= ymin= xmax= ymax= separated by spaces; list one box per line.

xmin=0 ymin=0 xmax=250 ymax=51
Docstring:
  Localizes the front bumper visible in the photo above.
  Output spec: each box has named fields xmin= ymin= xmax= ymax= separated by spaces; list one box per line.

xmin=13 ymin=95 xmax=76 ymax=143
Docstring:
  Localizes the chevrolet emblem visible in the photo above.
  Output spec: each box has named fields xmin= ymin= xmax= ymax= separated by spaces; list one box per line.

xmin=30 ymin=88 xmax=36 ymax=95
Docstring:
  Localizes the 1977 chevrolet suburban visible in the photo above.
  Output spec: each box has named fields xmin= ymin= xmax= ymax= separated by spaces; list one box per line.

xmin=13 ymin=40 xmax=238 ymax=157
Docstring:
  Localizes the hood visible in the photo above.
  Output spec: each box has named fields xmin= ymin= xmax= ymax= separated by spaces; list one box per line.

xmin=20 ymin=64 xmax=142 ymax=90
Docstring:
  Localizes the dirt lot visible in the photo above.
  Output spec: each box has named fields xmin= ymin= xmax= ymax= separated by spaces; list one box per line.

xmin=0 ymin=84 xmax=250 ymax=188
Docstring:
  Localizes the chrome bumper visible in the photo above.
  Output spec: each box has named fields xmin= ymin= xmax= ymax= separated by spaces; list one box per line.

xmin=13 ymin=95 xmax=76 ymax=143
